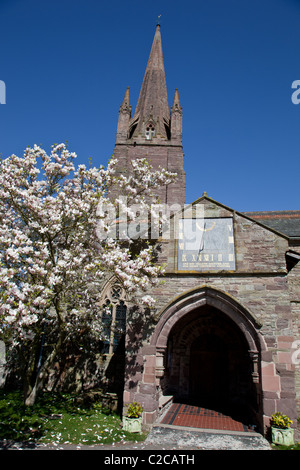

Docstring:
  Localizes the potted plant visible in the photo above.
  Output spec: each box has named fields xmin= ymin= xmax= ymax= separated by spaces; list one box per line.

xmin=270 ymin=412 xmax=294 ymax=446
xmin=122 ymin=402 xmax=144 ymax=433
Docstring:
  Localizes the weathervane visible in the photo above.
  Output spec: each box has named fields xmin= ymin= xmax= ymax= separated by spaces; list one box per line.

xmin=157 ymin=14 xmax=161 ymax=25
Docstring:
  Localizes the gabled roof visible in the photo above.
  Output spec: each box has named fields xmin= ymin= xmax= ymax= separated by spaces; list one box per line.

xmin=180 ymin=193 xmax=290 ymax=240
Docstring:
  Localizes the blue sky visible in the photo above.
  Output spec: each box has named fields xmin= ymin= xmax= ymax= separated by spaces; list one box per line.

xmin=0 ymin=0 xmax=300 ymax=212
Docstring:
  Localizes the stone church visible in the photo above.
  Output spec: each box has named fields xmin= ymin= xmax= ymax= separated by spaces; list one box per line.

xmin=102 ymin=24 xmax=300 ymax=436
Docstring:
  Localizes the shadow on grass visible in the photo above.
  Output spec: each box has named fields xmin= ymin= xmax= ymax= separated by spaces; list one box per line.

xmin=0 ymin=389 xmax=147 ymax=447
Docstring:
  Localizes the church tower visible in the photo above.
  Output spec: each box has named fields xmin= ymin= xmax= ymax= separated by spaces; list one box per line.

xmin=114 ymin=24 xmax=185 ymax=207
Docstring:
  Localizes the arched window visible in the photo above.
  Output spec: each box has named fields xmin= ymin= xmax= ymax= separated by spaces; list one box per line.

xmin=145 ymin=123 xmax=155 ymax=140
xmin=101 ymin=282 xmax=127 ymax=354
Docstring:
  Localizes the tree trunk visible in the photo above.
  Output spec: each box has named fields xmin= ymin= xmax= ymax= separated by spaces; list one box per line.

xmin=21 ymin=339 xmax=40 ymax=406
xmin=24 ymin=382 xmax=40 ymax=406
xmin=23 ymin=331 xmax=65 ymax=406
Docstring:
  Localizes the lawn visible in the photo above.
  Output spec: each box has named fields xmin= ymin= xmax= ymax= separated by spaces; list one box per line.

xmin=271 ymin=442 xmax=300 ymax=451
xmin=0 ymin=390 xmax=147 ymax=447
xmin=1 ymin=390 xmax=299 ymax=450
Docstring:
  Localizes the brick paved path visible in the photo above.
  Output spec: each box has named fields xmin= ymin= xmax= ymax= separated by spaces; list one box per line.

xmin=160 ymin=403 xmax=254 ymax=432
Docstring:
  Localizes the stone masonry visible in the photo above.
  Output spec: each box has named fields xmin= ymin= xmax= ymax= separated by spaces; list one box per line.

xmin=123 ymin=197 xmax=299 ymax=435
xmin=110 ymin=25 xmax=300 ymax=437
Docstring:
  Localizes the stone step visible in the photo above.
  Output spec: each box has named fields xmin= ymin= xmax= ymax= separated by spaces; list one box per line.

xmin=145 ymin=424 xmax=271 ymax=450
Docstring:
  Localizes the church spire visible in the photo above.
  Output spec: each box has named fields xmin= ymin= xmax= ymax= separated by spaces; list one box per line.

xmin=129 ymin=24 xmax=170 ymax=141
xmin=113 ymin=25 xmax=185 ymax=206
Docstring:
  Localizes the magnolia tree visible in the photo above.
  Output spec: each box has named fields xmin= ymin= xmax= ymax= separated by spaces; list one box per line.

xmin=0 ymin=143 xmax=176 ymax=405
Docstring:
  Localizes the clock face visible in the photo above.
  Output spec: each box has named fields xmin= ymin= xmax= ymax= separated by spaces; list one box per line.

xmin=177 ymin=218 xmax=235 ymax=271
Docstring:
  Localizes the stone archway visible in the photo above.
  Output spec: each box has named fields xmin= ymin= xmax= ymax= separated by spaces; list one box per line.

xmin=150 ymin=286 xmax=264 ymax=429
xmin=165 ymin=304 xmax=258 ymax=423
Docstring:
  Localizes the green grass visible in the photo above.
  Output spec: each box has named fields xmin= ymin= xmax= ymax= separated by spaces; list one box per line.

xmin=0 ymin=390 xmax=147 ymax=446
xmin=271 ymin=442 xmax=300 ymax=451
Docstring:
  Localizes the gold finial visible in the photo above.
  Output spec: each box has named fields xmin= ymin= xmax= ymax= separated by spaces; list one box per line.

xmin=157 ymin=14 xmax=161 ymax=25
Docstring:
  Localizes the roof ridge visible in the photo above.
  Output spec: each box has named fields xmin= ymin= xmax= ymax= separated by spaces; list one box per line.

xmin=244 ymin=211 xmax=300 ymax=219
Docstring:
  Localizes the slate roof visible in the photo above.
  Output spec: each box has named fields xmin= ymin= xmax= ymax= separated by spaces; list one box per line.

xmin=244 ymin=211 xmax=300 ymax=238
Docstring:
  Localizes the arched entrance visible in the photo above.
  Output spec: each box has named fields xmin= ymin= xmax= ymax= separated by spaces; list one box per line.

xmin=165 ymin=305 xmax=257 ymax=423
xmin=151 ymin=287 xmax=263 ymax=429
xmin=190 ymin=333 xmax=227 ymax=404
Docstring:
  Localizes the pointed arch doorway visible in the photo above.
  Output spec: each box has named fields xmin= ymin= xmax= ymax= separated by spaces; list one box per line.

xmin=166 ymin=305 xmax=256 ymax=422
xmin=151 ymin=287 xmax=263 ymax=430
xmin=189 ymin=331 xmax=229 ymax=408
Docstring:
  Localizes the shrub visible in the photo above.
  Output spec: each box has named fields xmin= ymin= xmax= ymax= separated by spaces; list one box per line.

xmin=271 ymin=412 xmax=293 ymax=429
xmin=126 ymin=402 xmax=144 ymax=418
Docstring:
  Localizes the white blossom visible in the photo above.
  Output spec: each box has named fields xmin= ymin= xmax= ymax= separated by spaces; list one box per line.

xmin=0 ymin=143 xmax=176 ymax=366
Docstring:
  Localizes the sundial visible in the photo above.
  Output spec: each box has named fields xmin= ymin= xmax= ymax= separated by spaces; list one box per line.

xmin=177 ymin=218 xmax=236 ymax=271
